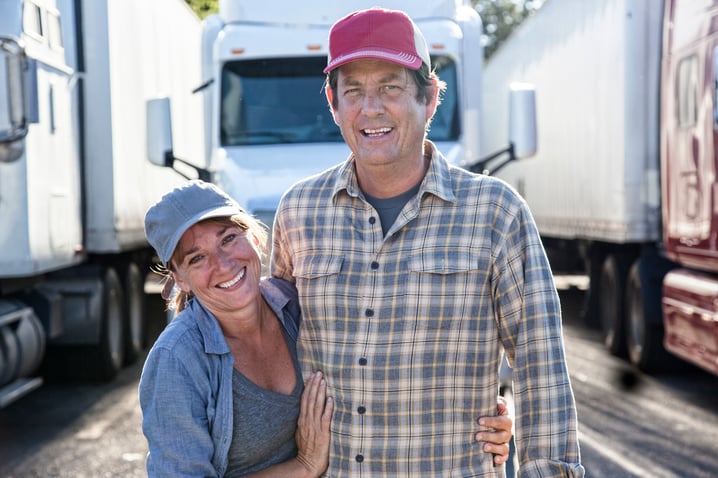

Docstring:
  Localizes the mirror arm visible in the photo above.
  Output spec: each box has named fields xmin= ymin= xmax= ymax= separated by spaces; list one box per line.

xmin=467 ymin=142 xmax=516 ymax=176
xmin=164 ymin=151 xmax=211 ymax=182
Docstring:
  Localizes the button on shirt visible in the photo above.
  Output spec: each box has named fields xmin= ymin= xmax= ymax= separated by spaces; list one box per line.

xmin=272 ymin=142 xmax=584 ymax=477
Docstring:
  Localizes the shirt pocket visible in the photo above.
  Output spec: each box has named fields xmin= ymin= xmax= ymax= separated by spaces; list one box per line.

xmin=293 ymin=254 xmax=345 ymax=332
xmin=404 ymin=249 xmax=488 ymax=332
xmin=294 ymin=253 xmax=344 ymax=279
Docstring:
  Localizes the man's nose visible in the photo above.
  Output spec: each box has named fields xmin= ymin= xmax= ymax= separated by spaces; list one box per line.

xmin=362 ymin=90 xmax=385 ymax=113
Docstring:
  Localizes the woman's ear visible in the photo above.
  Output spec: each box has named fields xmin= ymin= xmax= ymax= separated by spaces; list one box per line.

xmin=172 ymin=271 xmax=191 ymax=293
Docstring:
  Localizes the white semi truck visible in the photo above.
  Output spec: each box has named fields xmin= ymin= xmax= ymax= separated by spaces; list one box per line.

xmin=147 ymin=0 xmax=536 ymax=232
xmin=0 ymin=0 xmax=204 ymax=406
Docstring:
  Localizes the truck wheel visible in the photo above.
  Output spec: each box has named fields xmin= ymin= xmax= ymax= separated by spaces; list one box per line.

xmin=581 ymin=250 xmax=604 ymax=327
xmin=626 ymin=261 xmax=659 ymax=371
xmin=86 ymin=267 xmax=125 ymax=381
xmin=600 ymin=254 xmax=628 ymax=356
xmin=40 ymin=266 xmax=125 ymax=382
xmin=625 ymin=259 xmax=682 ymax=373
xmin=122 ymin=262 xmax=145 ymax=365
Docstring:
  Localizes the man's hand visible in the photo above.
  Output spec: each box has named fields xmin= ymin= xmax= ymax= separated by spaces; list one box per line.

xmin=475 ymin=396 xmax=513 ymax=465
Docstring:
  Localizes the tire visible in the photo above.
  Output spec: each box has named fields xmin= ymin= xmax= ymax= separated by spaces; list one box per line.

xmin=581 ymin=250 xmax=604 ymax=328
xmin=625 ymin=259 xmax=682 ymax=373
xmin=122 ymin=262 xmax=146 ymax=365
xmin=85 ymin=267 xmax=125 ymax=381
xmin=600 ymin=254 xmax=629 ymax=357
xmin=41 ymin=266 xmax=125 ymax=383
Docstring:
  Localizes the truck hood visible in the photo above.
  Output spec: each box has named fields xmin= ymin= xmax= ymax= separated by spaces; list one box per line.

xmin=211 ymin=143 xmax=350 ymax=215
xmin=211 ymin=141 xmax=461 ymax=218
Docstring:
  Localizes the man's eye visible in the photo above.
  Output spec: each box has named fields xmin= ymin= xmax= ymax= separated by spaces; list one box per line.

xmin=188 ymin=255 xmax=203 ymax=266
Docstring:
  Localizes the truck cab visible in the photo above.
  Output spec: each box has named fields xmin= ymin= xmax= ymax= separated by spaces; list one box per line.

xmin=149 ymin=0 xmax=487 ymax=230
xmin=0 ymin=0 xmax=202 ymax=407
xmin=659 ymin=0 xmax=718 ymax=375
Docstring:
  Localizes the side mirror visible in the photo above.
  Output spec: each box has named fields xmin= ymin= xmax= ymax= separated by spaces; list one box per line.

xmin=146 ymin=96 xmax=211 ymax=181
xmin=509 ymin=82 xmax=537 ymax=159
xmin=469 ymin=82 xmax=537 ymax=175
xmin=0 ymin=38 xmax=35 ymax=163
xmin=146 ymin=97 xmax=174 ymax=167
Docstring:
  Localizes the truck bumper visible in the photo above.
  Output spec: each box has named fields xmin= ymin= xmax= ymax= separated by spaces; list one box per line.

xmin=662 ymin=269 xmax=718 ymax=375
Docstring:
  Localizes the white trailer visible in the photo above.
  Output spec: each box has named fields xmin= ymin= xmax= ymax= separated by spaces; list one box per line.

xmin=148 ymin=0 xmax=535 ymax=232
xmin=481 ymin=0 xmax=665 ymax=356
xmin=481 ymin=0 xmax=718 ymax=375
xmin=0 ymin=0 xmax=203 ymax=406
xmin=482 ymin=0 xmax=663 ymax=247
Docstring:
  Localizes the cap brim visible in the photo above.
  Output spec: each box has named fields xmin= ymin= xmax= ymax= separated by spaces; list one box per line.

xmin=323 ymin=50 xmax=423 ymax=74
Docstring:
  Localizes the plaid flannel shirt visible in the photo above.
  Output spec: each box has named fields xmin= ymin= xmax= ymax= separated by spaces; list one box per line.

xmin=271 ymin=142 xmax=584 ymax=477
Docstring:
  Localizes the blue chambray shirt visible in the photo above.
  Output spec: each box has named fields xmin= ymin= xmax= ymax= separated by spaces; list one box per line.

xmin=139 ymin=278 xmax=300 ymax=477
xmin=271 ymin=142 xmax=585 ymax=477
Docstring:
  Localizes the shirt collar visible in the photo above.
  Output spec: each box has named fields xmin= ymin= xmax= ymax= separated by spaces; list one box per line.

xmin=187 ymin=298 xmax=230 ymax=355
xmin=331 ymin=140 xmax=457 ymax=205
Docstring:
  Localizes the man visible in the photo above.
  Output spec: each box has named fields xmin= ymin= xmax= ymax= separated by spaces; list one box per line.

xmin=271 ymin=7 xmax=584 ymax=477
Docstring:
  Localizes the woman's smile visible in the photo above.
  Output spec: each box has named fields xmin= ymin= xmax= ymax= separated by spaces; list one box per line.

xmin=217 ymin=267 xmax=246 ymax=289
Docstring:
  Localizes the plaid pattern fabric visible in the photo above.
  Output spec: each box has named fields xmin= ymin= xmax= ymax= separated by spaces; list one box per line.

xmin=271 ymin=142 xmax=583 ymax=477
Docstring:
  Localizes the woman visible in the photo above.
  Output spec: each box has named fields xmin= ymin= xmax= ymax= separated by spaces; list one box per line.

xmin=141 ymin=180 xmax=330 ymax=477
xmin=139 ymin=180 xmax=512 ymax=477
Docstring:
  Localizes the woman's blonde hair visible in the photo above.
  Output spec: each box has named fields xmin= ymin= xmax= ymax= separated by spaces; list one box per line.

xmin=157 ymin=212 xmax=269 ymax=313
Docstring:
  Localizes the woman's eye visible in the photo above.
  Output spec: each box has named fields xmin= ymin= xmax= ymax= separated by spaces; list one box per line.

xmin=222 ymin=233 xmax=237 ymax=245
xmin=188 ymin=255 xmax=203 ymax=266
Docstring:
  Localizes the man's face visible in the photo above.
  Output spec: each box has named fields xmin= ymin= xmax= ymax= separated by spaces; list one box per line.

xmin=328 ymin=59 xmax=437 ymax=172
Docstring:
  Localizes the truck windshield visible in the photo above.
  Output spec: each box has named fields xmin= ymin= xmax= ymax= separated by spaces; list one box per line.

xmin=219 ymin=56 xmax=458 ymax=146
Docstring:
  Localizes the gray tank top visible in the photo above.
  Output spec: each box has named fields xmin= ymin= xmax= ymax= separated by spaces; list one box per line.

xmin=224 ymin=325 xmax=303 ymax=477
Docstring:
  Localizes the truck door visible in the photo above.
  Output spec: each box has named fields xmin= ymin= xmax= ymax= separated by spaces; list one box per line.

xmin=20 ymin=1 xmax=83 ymax=264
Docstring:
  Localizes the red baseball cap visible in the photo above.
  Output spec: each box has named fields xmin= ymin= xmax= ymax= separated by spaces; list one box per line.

xmin=324 ymin=7 xmax=431 ymax=74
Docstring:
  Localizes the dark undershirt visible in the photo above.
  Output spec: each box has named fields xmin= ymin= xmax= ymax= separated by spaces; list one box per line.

xmin=364 ymin=181 xmax=422 ymax=235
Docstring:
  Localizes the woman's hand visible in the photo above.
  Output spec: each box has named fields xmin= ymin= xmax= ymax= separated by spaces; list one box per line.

xmin=475 ymin=395 xmax=514 ymax=465
xmin=295 ymin=371 xmax=334 ymax=477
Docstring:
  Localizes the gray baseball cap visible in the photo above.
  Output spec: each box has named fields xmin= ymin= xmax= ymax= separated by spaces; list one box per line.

xmin=144 ymin=180 xmax=243 ymax=266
